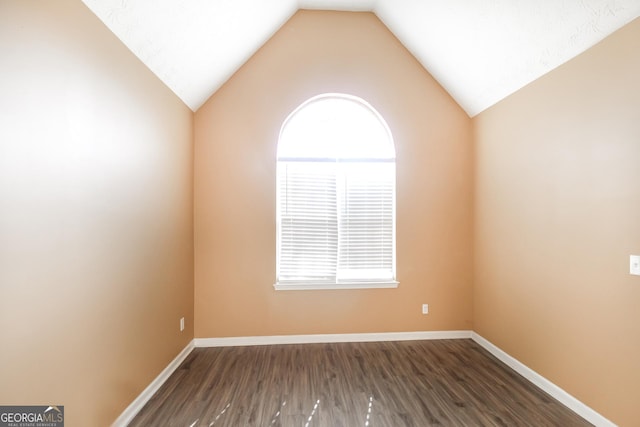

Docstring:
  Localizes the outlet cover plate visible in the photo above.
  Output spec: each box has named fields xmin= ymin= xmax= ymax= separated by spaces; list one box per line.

xmin=631 ymin=255 xmax=640 ymax=276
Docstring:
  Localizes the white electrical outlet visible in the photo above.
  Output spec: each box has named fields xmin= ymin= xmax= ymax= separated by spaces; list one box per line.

xmin=422 ymin=304 xmax=429 ymax=314
xmin=180 ymin=317 xmax=185 ymax=332
xmin=631 ymin=255 xmax=640 ymax=276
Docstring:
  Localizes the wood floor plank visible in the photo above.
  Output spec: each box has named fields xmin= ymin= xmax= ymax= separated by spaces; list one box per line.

xmin=128 ymin=339 xmax=592 ymax=426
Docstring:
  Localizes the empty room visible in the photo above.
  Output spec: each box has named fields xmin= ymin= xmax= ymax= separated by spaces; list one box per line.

xmin=1 ymin=0 xmax=639 ymax=426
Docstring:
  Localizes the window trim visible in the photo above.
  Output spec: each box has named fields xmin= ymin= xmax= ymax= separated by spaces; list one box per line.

xmin=273 ymin=280 xmax=399 ymax=291
xmin=275 ymin=93 xmax=398 ymax=291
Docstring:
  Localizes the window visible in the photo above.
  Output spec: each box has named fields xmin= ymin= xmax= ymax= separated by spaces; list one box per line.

xmin=275 ymin=94 xmax=397 ymax=290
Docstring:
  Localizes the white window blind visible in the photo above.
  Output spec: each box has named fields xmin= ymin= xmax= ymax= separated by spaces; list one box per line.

xmin=275 ymin=94 xmax=397 ymax=290
xmin=278 ymin=161 xmax=338 ymax=282
xmin=337 ymin=162 xmax=395 ymax=282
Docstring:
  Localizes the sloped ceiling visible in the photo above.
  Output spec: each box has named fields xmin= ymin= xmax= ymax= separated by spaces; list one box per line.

xmin=82 ymin=0 xmax=640 ymax=116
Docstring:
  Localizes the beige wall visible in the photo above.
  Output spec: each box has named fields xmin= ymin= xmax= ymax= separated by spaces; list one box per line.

xmin=474 ymin=18 xmax=640 ymax=426
xmin=0 ymin=1 xmax=194 ymax=425
xmin=194 ymin=11 xmax=473 ymax=338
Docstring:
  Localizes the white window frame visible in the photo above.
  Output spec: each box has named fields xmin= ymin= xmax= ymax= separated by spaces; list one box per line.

xmin=274 ymin=94 xmax=398 ymax=291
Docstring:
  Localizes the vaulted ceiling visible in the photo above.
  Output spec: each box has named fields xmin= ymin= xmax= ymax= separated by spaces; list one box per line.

xmin=81 ymin=0 xmax=639 ymax=116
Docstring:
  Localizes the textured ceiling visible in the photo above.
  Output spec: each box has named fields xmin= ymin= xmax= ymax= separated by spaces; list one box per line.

xmin=82 ymin=0 xmax=640 ymax=116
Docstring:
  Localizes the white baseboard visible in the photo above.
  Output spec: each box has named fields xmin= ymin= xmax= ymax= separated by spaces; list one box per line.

xmin=112 ymin=340 xmax=195 ymax=427
xmin=471 ymin=333 xmax=616 ymax=427
xmin=194 ymin=330 xmax=472 ymax=347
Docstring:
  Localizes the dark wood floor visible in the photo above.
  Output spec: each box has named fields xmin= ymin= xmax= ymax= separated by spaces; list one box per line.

xmin=129 ymin=339 xmax=591 ymax=426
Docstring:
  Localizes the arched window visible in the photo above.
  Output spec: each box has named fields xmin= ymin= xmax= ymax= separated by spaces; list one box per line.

xmin=275 ymin=94 xmax=397 ymax=290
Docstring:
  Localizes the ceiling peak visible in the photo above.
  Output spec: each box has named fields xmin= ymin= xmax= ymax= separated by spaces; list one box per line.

xmin=82 ymin=0 xmax=640 ymax=114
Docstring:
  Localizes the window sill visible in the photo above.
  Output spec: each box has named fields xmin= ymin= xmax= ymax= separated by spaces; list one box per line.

xmin=273 ymin=281 xmax=399 ymax=291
